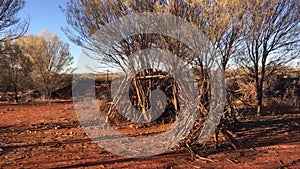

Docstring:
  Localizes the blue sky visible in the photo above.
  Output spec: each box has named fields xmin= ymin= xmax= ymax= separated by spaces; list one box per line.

xmin=20 ymin=0 xmax=82 ymax=60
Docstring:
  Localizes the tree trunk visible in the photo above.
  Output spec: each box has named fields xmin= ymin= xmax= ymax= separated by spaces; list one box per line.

xmin=256 ymin=80 xmax=264 ymax=116
xmin=256 ymin=86 xmax=261 ymax=116
xmin=256 ymin=60 xmax=266 ymax=116
xmin=14 ymin=86 xmax=19 ymax=103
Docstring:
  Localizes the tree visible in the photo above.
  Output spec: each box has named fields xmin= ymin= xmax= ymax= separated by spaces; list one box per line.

xmin=62 ymin=0 xmax=172 ymax=121
xmin=0 ymin=0 xmax=29 ymax=99
xmin=0 ymin=0 xmax=29 ymax=42
xmin=240 ymin=0 xmax=300 ymax=115
xmin=16 ymin=30 xmax=74 ymax=99
xmin=62 ymin=0 xmax=247 ymax=151
xmin=0 ymin=39 xmax=31 ymax=103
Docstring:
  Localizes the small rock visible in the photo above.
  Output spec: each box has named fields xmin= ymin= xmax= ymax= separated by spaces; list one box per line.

xmin=54 ymin=142 xmax=61 ymax=147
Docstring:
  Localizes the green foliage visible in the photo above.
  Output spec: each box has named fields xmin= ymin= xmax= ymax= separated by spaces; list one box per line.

xmin=0 ymin=30 xmax=74 ymax=102
xmin=15 ymin=30 xmax=75 ymax=99
xmin=0 ymin=39 xmax=32 ymax=102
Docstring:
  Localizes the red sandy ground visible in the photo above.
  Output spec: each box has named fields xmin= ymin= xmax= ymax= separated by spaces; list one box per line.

xmin=0 ymin=102 xmax=299 ymax=169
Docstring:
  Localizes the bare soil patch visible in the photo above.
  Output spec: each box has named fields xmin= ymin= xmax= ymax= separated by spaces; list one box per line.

xmin=0 ymin=102 xmax=299 ymax=168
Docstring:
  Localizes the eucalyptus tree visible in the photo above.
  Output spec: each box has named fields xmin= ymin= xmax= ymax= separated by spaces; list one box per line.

xmin=239 ymin=0 xmax=300 ymax=115
xmin=0 ymin=39 xmax=31 ymax=102
xmin=16 ymin=30 xmax=74 ymax=99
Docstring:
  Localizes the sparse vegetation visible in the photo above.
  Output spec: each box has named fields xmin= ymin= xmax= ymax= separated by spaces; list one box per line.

xmin=0 ymin=0 xmax=299 ymax=168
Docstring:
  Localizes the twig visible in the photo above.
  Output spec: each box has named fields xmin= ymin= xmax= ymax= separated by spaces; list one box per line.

xmin=194 ymin=154 xmax=215 ymax=162
xmin=188 ymin=164 xmax=202 ymax=169
xmin=185 ymin=143 xmax=215 ymax=162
